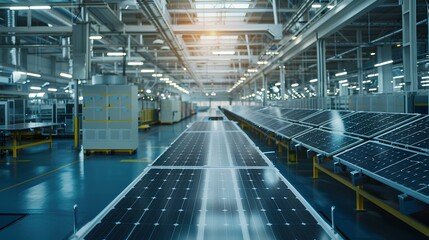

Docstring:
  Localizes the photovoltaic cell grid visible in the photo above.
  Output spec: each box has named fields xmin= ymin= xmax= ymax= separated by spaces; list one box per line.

xmin=300 ymin=110 xmax=353 ymax=127
xmin=85 ymin=169 xmax=331 ymax=240
xmin=276 ymin=124 xmax=312 ymax=140
xmin=334 ymin=141 xmax=429 ymax=204
xmin=281 ymin=109 xmax=320 ymax=122
xmin=321 ymin=112 xmax=418 ymax=138
xmin=187 ymin=121 xmax=240 ymax=132
xmin=375 ymin=115 xmax=429 ymax=153
xmin=257 ymin=107 xmax=293 ymax=118
xmin=293 ymin=129 xmax=363 ymax=156
xmin=260 ymin=118 xmax=291 ymax=132
xmin=152 ymin=132 xmax=269 ymax=167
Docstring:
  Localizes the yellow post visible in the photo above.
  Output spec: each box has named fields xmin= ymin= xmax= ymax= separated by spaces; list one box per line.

xmin=74 ymin=116 xmax=79 ymax=148
xmin=49 ymin=128 xmax=53 ymax=149
xmin=268 ymin=134 xmax=272 ymax=145
xmin=286 ymin=142 xmax=297 ymax=163
xmin=313 ymin=155 xmax=319 ymax=179
xmin=12 ymin=131 xmax=17 ymax=158
xmin=277 ymin=141 xmax=283 ymax=153
xmin=356 ymin=185 xmax=365 ymax=211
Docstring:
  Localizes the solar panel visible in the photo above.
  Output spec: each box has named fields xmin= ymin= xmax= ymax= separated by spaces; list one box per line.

xmin=152 ymin=132 xmax=269 ymax=167
xmin=260 ymin=118 xmax=292 ymax=132
xmin=334 ymin=141 xmax=429 ymax=204
xmin=300 ymin=110 xmax=353 ymax=127
xmin=276 ymin=124 xmax=312 ymax=140
xmin=293 ymin=129 xmax=363 ymax=156
xmin=187 ymin=121 xmax=240 ymax=132
xmin=281 ymin=109 xmax=320 ymax=122
xmin=375 ymin=115 xmax=429 ymax=153
xmin=83 ymin=168 xmax=333 ymax=240
xmin=321 ymin=112 xmax=418 ymax=138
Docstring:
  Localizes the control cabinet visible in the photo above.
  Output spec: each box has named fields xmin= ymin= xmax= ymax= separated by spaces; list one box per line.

xmin=82 ymin=85 xmax=138 ymax=151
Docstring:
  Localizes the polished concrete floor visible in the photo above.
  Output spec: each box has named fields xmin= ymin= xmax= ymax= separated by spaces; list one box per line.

xmin=0 ymin=110 xmax=427 ymax=239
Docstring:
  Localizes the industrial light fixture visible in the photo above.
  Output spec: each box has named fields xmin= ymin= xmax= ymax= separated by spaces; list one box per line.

xmin=370 ymin=52 xmax=376 ymax=56
xmin=311 ymin=3 xmax=322 ymax=8
xmin=291 ymin=36 xmax=297 ymax=40
xmin=291 ymin=83 xmax=299 ymax=87
xmin=338 ymin=79 xmax=348 ymax=83
xmin=152 ymin=73 xmax=162 ymax=77
xmin=421 ymin=76 xmax=429 ymax=79
xmin=248 ymin=69 xmax=258 ymax=73
xmin=327 ymin=4 xmax=335 ymax=9
xmin=107 ymin=52 xmax=126 ymax=56
xmin=60 ymin=72 xmax=72 ymax=78
xmin=240 ymin=77 xmax=246 ymax=81
xmin=274 ymin=82 xmax=281 ymax=86
xmin=30 ymin=86 xmax=42 ymax=90
xmin=26 ymin=72 xmax=41 ymax=77
xmin=309 ymin=78 xmax=318 ymax=83
xmin=30 ymin=6 xmax=51 ymax=10
xmin=257 ymin=61 xmax=268 ymax=65
xmin=153 ymin=39 xmax=164 ymax=45
xmin=48 ymin=88 xmax=57 ymax=92
xmin=341 ymin=83 xmax=349 ymax=87
xmin=368 ymin=88 xmax=378 ymax=92
xmin=160 ymin=46 xmax=170 ymax=50
xmin=159 ymin=77 xmax=169 ymax=81
xmin=374 ymin=60 xmax=393 ymax=67
xmin=212 ymin=51 xmax=235 ymax=55
xmin=36 ymin=92 xmax=45 ymax=97
xmin=335 ymin=71 xmax=347 ymax=77
xmin=421 ymin=80 xmax=429 ymax=84
xmin=89 ymin=35 xmax=102 ymax=40
xmin=127 ymin=61 xmax=144 ymax=66
xmin=367 ymin=73 xmax=378 ymax=78
xmin=10 ymin=6 xmax=30 ymax=10
xmin=42 ymin=82 xmax=50 ymax=87
xmin=146 ymin=89 xmax=152 ymax=94
xmin=140 ymin=69 xmax=155 ymax=73
xmin=393 ymin=75 xmax=404 ymax=79
xmin=28 ymin=93 xmax=37 ymax=98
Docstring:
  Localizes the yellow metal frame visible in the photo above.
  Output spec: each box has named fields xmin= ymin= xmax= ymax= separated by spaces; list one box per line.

xmin=0 ymin=130 xmax=53 ymax=158
xmin=84 ymin=149 xmax=136 ymax=155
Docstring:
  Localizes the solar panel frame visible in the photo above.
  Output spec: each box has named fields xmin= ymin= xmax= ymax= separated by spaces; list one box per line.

xmin=259 ymin=118 xmax=292 ymax=133
xmin=293 ymin=129 xmax=363 ymax=157
xmin=281 ymin=109 xmax=321 ymax=122
xmin=375 ymin=115 xmax=429 ymax=153
xmin=334 ymin=141 xmax=429 ymax=205
xmin=321 ymin=111 xmax=420 ymax=138
xmin=299 ymin=110 xmax=354 ymax=127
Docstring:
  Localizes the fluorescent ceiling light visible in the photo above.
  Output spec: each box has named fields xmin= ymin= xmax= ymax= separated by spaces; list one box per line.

xmin=146 ymin=89 xmax=152 ymax=94
xmin=291 ymin=36 xmax=297 ymax=40
xmin=367 ymin=73 xmax=378 ymax=78
xmin=421 ymin=80 xmax=429 ymax=83
xmin=152 ymin=73 xmax=162 ymax=77
xmin=421 ymin=76 xmax=429 ymax=79
xmin=160 ymin=46 xmax=170 ymax=50
xmin=309 ymin=78 xmax=318 ymax=83
xmin=30 ymin=86 xmax=41 ymax=90
xmin=374 ymin=60 xmax=393 ymax=67
xmin=240 ymin=77 xmax=246 ymax=81
xmin=311 ymin=3 xmax=322 ymax=8
xmin=248 ymin=69 xmax=258 ymax=73
xmin=257 ymin=61 xmax=268 ymax=65
xmin=159 ymin=78 xmax=169 ymax=81
xmin=28 ymin=93 xmax=37 ymax=98
xmin=370 ymin=52 xmax=376 ymax=56
xmin=128 ymin=61 xmax=144 ymax=66
xmin=335 ymin=71 xmax=347 ymax=77
xmin=291 ymin=83 xmax=299 ymax=87
xmin=48 ymin=88 xmax=57 ymax=92
xmin=140 ymin=69 xmax=155 ymax=73
xmin=275 ymin=82 xmax=281 ymax=86
xmin=393 ymin=75 xmax=404 ymax=79
xmin=60 ymin=72 xmax=72 ymax=78
xmin=107 ymin=52 xmax=126 ymax=56
xmin=26 ymin=72 xmax=41 ymax=77
xmin=327 ymin=4 xmax=335 ymax=9
xmin=212 ymin=51 xmax=235 ymax=55
xmin=341 ymin=83 xmax=349 ymax=87
xmin=10 ymin=6 xmax=29 ymax=10
xmin=89 ymin=35 xmax=102 ymax=40
xmin=368 ymin=88 xmax=378 ymax=92
xmin=338 ymin=79 xmax=348 ymax=83
xmin=422 ymin=83 xmax=429 ymax=87
xmin=394 ymin=85 xmax=403 ymax=89
xmin=36 ymin=92 xmax=45 ymax=97
xmin=266 ymin=51 xmax=279 ymax=55
xmin=30 ymin=6 xmax=51 ymax=10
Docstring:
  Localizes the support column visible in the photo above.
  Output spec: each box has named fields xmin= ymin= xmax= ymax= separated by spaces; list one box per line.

xmin=316 ymin=37 xmax=327 ymax=97
xmin=262 ymin=74 xmax=267 ymax=106
xmin=272 ymin=0 xmax=278 ymax=25
xmin=377 ymin=45 xmax=393 ymax=93
xmin=72 ymin=7 xmax=90 ymax=149
xmin=356 ymin=30 xmax=364 ymax=95
xmin=402 ymin=0 xmax=417 ymax=93
xmin=280 ymin=65 xmax=286 ymax=100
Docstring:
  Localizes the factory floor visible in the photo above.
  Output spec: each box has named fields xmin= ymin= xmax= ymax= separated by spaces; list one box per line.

xmin=0 ymin=110 xmax=426 ymax=239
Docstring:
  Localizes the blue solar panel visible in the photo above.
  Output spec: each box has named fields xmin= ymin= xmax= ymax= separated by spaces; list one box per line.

xmin=321 ymin=112 xmax=418 ymax=138
xmin=276 ymin=124 xmax=312 ymax=139
xmin=334 ymin=141 xmax=429 ymax=204
xmin=376 ymin=115 xmax=429 ymax=153
xmin=300 ymin=110 xmax=353 ymax=127
xmin=281 ymin=109 xmax=320 ymax=122
xmin=293 ymin=129 xmax=363 ymax=156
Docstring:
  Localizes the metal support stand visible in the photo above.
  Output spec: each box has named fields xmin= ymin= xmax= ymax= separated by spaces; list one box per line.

xmin=356 ymin=186 xmax=365 ymax=211
xmin=73 ymin=204 xmax=78 ymax=234
xmin=312 ymin=155 xmax=319 ymax=179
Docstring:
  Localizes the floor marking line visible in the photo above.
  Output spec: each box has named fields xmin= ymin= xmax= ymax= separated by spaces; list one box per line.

xmin=0 ymin=160 xmax=79 ymax=193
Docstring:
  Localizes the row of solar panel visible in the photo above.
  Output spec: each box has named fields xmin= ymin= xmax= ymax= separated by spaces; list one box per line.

xmin=224 ymin=107 xmax=429 ymax=205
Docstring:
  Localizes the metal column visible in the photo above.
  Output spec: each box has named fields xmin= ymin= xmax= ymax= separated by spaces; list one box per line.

xmin=280 ymin=65 xmax=286 ymax=100
xmin=402 ymin=0 xmax=417 ymax=92
xmin=262 ymin=74 xmax=267 ymax=106
xmin=316 ymin=37 xmax=327 ymax=97
xmin=377 ymin=45 xmax=393 ymax=93
xmin=356 ymin=30 xmax=364 ymax=95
